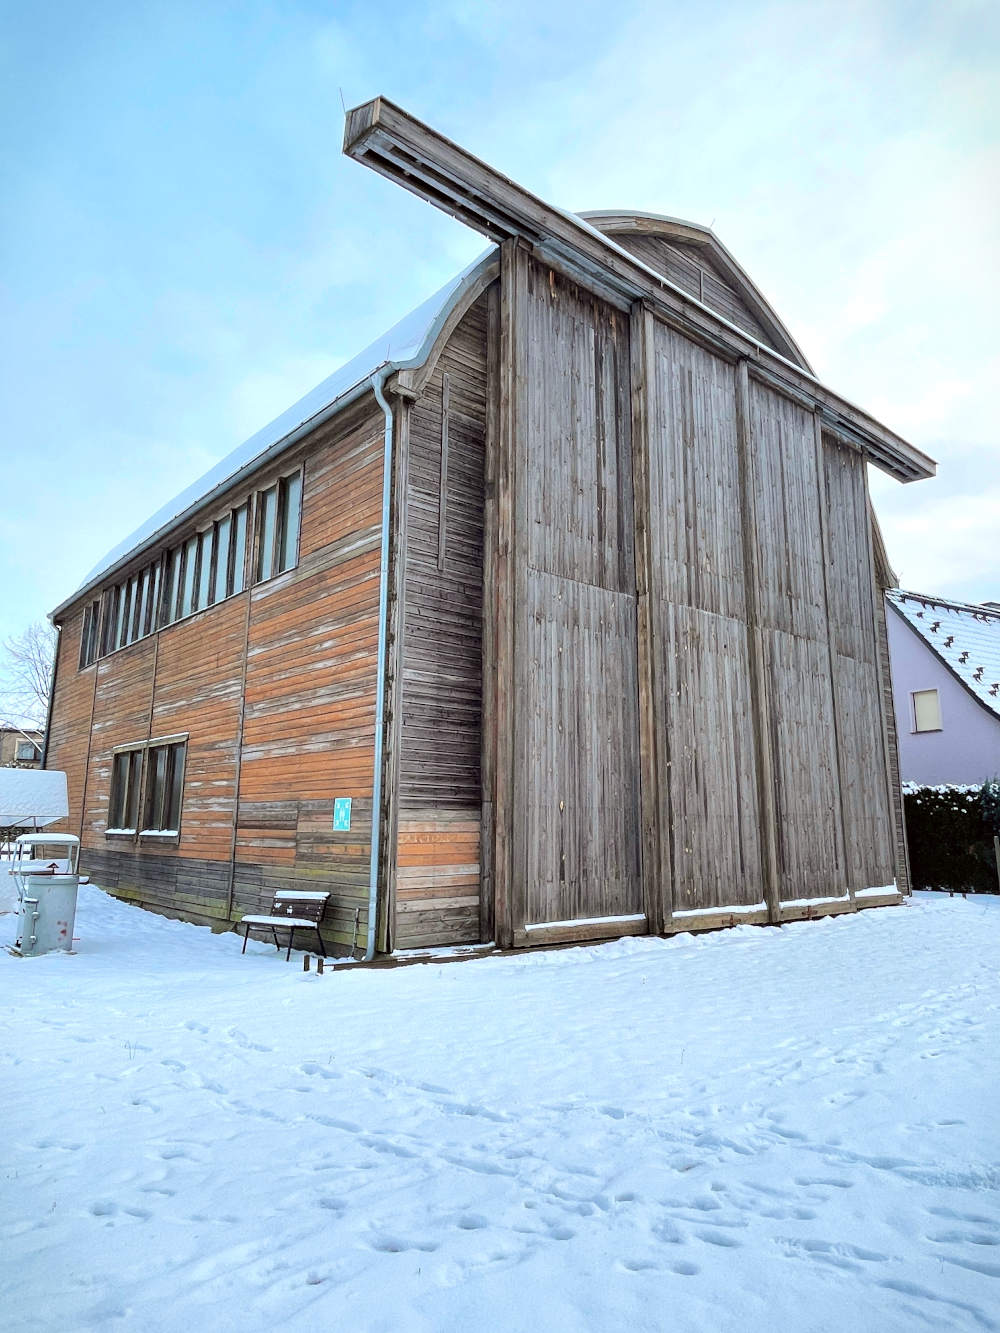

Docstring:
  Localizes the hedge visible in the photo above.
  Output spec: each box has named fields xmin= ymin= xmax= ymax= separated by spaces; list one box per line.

xmin=903 ymin=780 xmax=1000 ymax=894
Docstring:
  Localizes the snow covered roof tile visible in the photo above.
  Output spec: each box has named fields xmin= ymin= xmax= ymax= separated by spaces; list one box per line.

xmin=886 ymin=588 xmax=1000 ymax=719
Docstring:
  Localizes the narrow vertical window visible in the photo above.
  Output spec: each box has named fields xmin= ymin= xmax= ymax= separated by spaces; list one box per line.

xmin=109 ymin=748 xmax=143 ymax=832
xmin=213 ymin=513 xmax=232 ymax=604
xmin=147 ymin=559 xmax=162 ymax=635
xmin=232 ymin=503 xmax=248 ymax=593
xmin=114 ymin=582 xmax=128 ymax=650
xmin=180 ymin=536 xmax=198 ymax=617
xmin=163 ymin=546 xmax=182 ymax=624
xmin=135 ymin=568 xmax=150 ymax=641
xmin=277 ymin=472 xmax=301 ymax=574
xmin=197 ymin=528 xmax=214 ymax=609
xmin=141 ymin=741 xmax=186 ymax=834
xmin=256 ymin=485 xmax=278 ymax=582
xmin=100 ymin=588 xmax=117 ymax=655
xmin=79 ymin=599 xmax=101 ymax=668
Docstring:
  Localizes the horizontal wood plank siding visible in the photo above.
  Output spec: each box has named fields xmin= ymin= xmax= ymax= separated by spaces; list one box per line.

xmin=394 ymin=296 xmax=489 ymax=948
xmin=49 ymin=401 xmax=386 ymax=950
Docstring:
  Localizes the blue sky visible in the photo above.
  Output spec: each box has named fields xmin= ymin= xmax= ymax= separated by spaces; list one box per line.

xmin=2 ymin=0 xmax=998 ymax=675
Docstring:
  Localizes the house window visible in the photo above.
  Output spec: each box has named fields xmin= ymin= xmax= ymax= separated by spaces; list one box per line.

xmin=142 ymin=740 xmax=186 ymax=835
xmin=912 ymin=689 xmax=942 ymax=733
xmin=79 ymin=599 xmax=101 ymax=668
xmin=16 ymin=741 xmax=40 ymax=762
xmin=107 ymin=737 xmax=187 ymax=839
xmin=255 ymin=472 xmax=301 ymax=582
xmin=109 ymin=748 xmax=145 ymax=833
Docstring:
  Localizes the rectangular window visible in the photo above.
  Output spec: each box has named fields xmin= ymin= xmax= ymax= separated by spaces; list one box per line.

xmin=213 ymin=513 xmax=232 ymax=604
xmin=135 ymin=567 xmax=151 ymax=640
xmin=142 ymin=740 xmax=186 ymax=834
xmin=122 ymin=575 xmax=138 ymax=646
xmin=179 ymin=536 xmax=198 ymax=618
xmin=277 ymin=472 xmax=301 ymax=574
xmin=113 ymin=581 xmax=128 ymax=650
xmin=912 ymin=689 xmax=942 ymax=733
xmin=256 ymin=484 xmax=278 ymax=582
xmin=100 ymin=588 xmax=117 ymax=656
xmin=197 ymin=527 xmax=214 ymax=610
xmin=232 ymin=502 xmax=248 ymax=593
xmin=108 ymin=748 xmax=144 ymax=832
xmin=147 ymin=560 xmax=161 ymax=636
xmin=16 ymin=740 xmax=40 ymax=762
xmin=162 ymin=546 xmax=182 ymax=625
xmin=79 ymin=600 xmax=101 ymax=668
xmin=255 ymin=472 xmax=301 ymax=583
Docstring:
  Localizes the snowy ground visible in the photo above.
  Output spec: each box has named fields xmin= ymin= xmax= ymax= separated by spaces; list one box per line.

xmin=2 ymin=887 xmax=999 ymax=1332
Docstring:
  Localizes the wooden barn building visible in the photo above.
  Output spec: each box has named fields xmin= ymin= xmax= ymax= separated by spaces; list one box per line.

xmin=44 ymin=100 xmax=935 ymax=956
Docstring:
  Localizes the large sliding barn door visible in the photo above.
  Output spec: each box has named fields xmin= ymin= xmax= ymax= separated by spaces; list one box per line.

xmin=491 ymin=244 xmax=643 ymax=947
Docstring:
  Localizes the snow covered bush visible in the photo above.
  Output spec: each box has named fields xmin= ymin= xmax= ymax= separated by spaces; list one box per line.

xmin=903 ymin=781 xmax=1000 ymax=894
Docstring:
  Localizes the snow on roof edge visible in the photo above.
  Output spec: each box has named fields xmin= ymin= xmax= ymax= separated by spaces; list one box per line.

xmin=887 ymin=587 xmax=1000 ymax=720
xmin=54 ymin=248 xmax=496 ymax=618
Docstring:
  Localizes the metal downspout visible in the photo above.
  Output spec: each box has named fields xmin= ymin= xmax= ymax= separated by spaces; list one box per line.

xmin=365 ymin=372 xmax=394 ymax=960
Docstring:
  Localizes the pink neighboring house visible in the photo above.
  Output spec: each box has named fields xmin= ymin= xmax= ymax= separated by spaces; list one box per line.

xmin=886 ymin=589 xmax=1000 ymax=785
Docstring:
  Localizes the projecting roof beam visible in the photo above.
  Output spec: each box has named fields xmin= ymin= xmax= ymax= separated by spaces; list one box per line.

xmin=344 ymin=97 xmax=935 ymax=483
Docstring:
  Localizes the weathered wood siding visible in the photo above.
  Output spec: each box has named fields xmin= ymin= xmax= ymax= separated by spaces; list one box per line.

xmin=645 ymin=324 xmax=763 ymax=912
xmin=821 ymin=439 xmax=896 ymax=892
xmin=489 ymin=247 xmax=643 ymax=942
xmin=393 ymin=296 xmax=489 ymax=948
xmin=748 ymin=382 xmax=844 ymax=902
xmin=613 ymin=233 xmax=773 ymax=348
xmin=48 ymin=400 xmax=386 ymax=949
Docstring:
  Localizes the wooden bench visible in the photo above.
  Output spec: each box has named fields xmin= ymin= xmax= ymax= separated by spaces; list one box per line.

xmin=240 ymin=891 xmax=329 ymax=961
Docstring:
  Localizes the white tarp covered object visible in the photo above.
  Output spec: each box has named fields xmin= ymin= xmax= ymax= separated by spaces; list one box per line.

xmin=0 ymin=768 xmax=68 ymax=827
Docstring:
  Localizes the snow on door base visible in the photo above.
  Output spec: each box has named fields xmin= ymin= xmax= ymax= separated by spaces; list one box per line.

xmin=524 ymin=912 xmax=647 ymax=932
xmin=857 ymin=882 xmax=900 ymax=898
xmin=673 ymin=901 xmax=767 ymax=919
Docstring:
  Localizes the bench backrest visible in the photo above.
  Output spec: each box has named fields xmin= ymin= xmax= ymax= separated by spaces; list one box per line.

xmin=271 ymin=891 xmax=329 ymax=923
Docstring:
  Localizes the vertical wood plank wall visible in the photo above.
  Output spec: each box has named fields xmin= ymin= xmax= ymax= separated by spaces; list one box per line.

xmin=47 ymin=401 xmax=386 ymax=948
xmin=644 ymin=324 xmax=764 ymax=915
xmin=393 ymin=297 xmax=489 ymax=948
xmin=492 ymin=248 xmax=644 ymax=944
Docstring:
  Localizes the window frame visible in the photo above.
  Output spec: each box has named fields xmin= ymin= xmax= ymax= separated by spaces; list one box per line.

xmin=106 ymin=734 xmax=188 ymax=843
xmin=911 ymin=688 xmax=942 ymax=734
xmin=77 ymin=464 xmax=300 ymax=673
xmin=254 ymin=469 xmax=302 ymax=585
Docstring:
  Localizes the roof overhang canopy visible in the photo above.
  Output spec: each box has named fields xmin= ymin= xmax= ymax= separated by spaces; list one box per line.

xmin=344 ymin=97 xmax=935 ymax=485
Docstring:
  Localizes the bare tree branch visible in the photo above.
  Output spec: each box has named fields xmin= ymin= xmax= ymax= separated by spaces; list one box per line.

xmin=1 ymin=622 xmax=57 ymax=731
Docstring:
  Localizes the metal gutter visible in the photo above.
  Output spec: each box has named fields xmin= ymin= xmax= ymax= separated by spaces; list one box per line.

xmin=366 ymin=371 xmax=395 ymax=960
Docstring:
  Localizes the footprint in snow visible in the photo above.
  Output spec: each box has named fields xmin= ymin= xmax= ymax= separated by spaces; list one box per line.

xmin=696 ymin=1229 xmax=741 ymax=1248
xmin=370 ymin=1234 xmax=439 ymax=1254
xmin=226 ymin=1027 xmax=271 ymax=1052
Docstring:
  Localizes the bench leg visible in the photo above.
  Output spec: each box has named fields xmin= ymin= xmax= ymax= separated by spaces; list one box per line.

xmin=286 ymin=929 xmax=295 ymax=963
xmin=315 ymin=927 xmax=327 ymax=957
xmin=241 ymin=924 xmax=249 ymax=955
xmin=270 ymin=926 xmax=280 ymax=952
